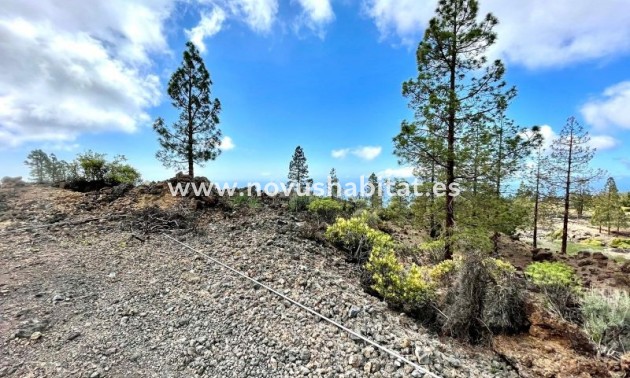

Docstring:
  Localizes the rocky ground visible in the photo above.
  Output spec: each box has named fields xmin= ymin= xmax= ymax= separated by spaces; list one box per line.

xmin=0 ymin=185 xmax=518 ymax=378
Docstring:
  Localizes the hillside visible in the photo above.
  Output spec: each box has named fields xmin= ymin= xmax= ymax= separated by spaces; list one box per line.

xmin=1 ymin=185 xmax=514 ymax=378
xmin=1 ymin=184 xmax=628 ymax=377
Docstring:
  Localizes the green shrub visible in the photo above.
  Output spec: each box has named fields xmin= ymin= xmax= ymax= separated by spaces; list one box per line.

xmin=525 ymin=261 xmax=580 ymax=288
xmin=353 ymin=209 xmax=381 ymax=229
xmin=549 ymin=229 xmax=563 ymax=240
xmin=611 ymin=238 xmax=630 ymax=249
xmin=419 ymin=239 xmax=447 ymax=263
xmin=231 ymin=194 xmax=260 ymax=209
xmin=428 ymin=259 xmax=458 ymax=282
xmin=581 ymin=289 xmax=630 ymax=355
xmin=525 ymin=261 xmax=581 ymax=320
xmin=307 ymin=197 xmax=343 ymax=222
xmin=106 ymin=159 xmax=141 ymax=185
xmin=77 ymin=150 xmax=108 ymax=181
xmin=365 ymin=243 xmax=404 ymax=303
xmin=400 ymin=264 xmax=437 ymax=308
xmin=366 ymin=246 xmax=438 ymax=318
xmin=325 ymin=214 xmax=393 ymax=263
xmin=580 ymin=238 xmax=605 ymax=247
xmin=288 ymin=195 xmax=313 ymax=212
xmin=378 ymin=205 xmax=404 ymax=222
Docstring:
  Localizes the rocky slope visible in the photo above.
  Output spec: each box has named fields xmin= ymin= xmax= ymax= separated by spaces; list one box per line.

xmin=0 ymin=185 xmax=517 ymax=378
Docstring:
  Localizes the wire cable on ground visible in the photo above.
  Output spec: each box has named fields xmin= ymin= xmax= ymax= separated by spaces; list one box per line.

xmin=163 ymin=233 xmax=441 ymax=378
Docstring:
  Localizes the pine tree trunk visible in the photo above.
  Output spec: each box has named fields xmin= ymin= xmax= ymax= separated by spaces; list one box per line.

xmin=533 ymin=167 xmax=541 ymax=249
xmin=561 ymin=132 xmax=574 ymax=254
xmin=444 ymin=20 xmax=457 ymax=261
xmin=187 ymin=75 xmax=194 ymax=178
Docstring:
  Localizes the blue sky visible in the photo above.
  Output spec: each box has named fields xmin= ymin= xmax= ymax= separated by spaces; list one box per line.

xmin=1 ymin=0 xmax=630 ymax=190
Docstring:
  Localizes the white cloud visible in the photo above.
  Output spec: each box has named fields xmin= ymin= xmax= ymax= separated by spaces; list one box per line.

xmin=362 ymin=0 xmax=630 ymax=69
xmin=537 ymin=125 xmax=557 ymax=151
xmin=331 ymin=146 xmax=382 ymax=161
xmin=377 ymin=166 xmax=415 ymax=178
xmin=520 ymin=124 xmax=557 ymax=151
xmin=362 ymin=0 xmax=435 ymax=45
xmin=295 ymin=0 xmax=335 ymax=36
xmin=0 ymin=0 xmax=172 ymax=147
xmin=221 ymin=135 xmax=235 ymax=151
xmin=186 ymin=7 xmax=227 ymax=52
xmin=185 ymin=0 xmax=278 ymax=46
xmin=331 ymin=148 xmax=349 ymax=158
xmin=581 ymin=81 xmax=630 ymax=130
xmin=227 ymin=0 xmax=279 ymax=33
xmin=353 ymin=146 xmax=382 ymax=160
xmin=588 ymin=135 xmax=618 ymax=151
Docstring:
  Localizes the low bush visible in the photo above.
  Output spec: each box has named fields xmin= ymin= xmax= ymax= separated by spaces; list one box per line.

xmin=1 ymin=176 xmax=26 ymax=187
xmin=611 ymin=238 xmax=630 ymax=249
xmin=105 ymin=158 xmax=142 ymax=185
xmin=580 ymin=238 xmax=605 ymax=247
xmin=366 ymin=246 xmax=438 ymax=321
xmin=288 ymin=195 xmax=314 ymax=212
xmin=442 ymin=253 xmax=491 ymax=342
xmin=307 ymin=197 xmax=343 ymax=223
xmin=581 ymin=289 xmax=630 ymax=356
xmin=525 ymin=261 xmax=580 ymax=288
xmin=549 ymin=229 xmax=563 ymax=240
xmin=365 ymin=243 xmax=404 ymax=303
xmin=231 ymin=194 xmax=260 ymax=209
xmin=325 ymin=214 xmax=394 ymax=263
xmin=443 ymin=255 xmax=527 ymax=342
xmin=353 ymin=209 xmax=381 ymax=229
xmin=418 ymin=239 xmax=447 ymax=263
xmin=525 ymin=261 xmax=581 ymax=320
xmin=483 ymin=259 xmax=528 ymax=334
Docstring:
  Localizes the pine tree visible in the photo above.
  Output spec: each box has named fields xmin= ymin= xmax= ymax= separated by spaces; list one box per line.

xmin=527 ymin=144 xmax=554 ymax=248
xmin=24 ymin=150 xmax=50 ymax=184
xmin=366 ymin=173 xmax=382 ymax=209
xmin=572 ymin=177 xmax=591 ymax=219
xmin=592 ymin=177 xmax=625 ymax=234
xmin=388 ymin=178 xmax=410 ymax=211
xmin=154 ymin=41 xmax=222 ymax=178
xmin=329 ymin=168 xmax=341 ymax=199
xmin=46 ymin=153 xmax=66 ymax=183
xmin=393 ymin=0 xmax=516 ymax=259
xmin=288 ymin=146 xmax=310 ymax=192
xmin=551 ymin=116 xmax=603 ymax=253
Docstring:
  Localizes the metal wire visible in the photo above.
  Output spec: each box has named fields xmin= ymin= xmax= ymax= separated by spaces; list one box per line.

xmin=163 ymin=234 xmax=441 ymax=378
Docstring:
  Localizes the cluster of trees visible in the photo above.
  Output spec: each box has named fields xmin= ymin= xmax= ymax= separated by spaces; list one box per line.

xmin=391 ymin=0 xmax=542 ymax=258
xmin=24 ymin=149 xmax=141 ymax=186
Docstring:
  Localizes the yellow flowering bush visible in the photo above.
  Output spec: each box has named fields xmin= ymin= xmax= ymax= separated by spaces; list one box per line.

xmin=401 ymin=264 xmax=437 ymax=303
xmin=325 ymin=214 xmax=394 ymax=262
xmin=365 ymin=244 xmax=404 ymax=302
xmin=429 ymin=259 xmax=458 ymax=282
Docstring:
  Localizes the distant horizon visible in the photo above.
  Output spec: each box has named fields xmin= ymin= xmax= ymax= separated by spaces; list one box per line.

xmin=2 ymin=0 xmax=629 ymax=190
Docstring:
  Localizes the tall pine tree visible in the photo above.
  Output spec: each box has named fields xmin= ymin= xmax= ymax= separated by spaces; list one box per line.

xmin=551 ymin=116 xmax=603 ymax=254
xmin=366 ymin=173 xmax=382 ymax=209
xmin=592 ymin=177 xmax=626 ymax=234
xmin=288 ymin=146 xmax=310 ymax=192
xmin=329 ymin=168 xmax=341 ymax=198
xmin=154 ymin=42 xmax=222 ymax=178
xmin=393 ymin=0 xmax=516 ymax=259
xmin=24 ymin=150 xmax=50 ymax=184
